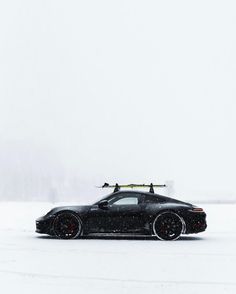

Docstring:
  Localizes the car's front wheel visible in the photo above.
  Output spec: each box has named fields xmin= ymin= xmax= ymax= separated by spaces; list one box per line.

xmin=153 ymin=212 xmax=183 ymax=241
xmin=53 ymin=212 xmax=82 ymax=239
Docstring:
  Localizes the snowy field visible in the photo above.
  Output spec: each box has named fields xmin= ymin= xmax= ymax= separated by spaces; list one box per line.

xmin=0 ymin=202 xmax=236 ymax=294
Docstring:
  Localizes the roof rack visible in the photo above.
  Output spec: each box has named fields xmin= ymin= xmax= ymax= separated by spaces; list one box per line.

xmin=98 ymin=183 xmax=166 ymax=193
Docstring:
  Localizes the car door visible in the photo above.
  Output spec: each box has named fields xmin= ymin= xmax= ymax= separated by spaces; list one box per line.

xmin=108 ymin=193 xmax=145 ymax=233
xmin=86 ymin=192 xmax=145 ymax=234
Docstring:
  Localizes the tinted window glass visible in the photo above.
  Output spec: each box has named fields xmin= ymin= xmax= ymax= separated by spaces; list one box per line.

xmin=109 ymin=193 xmax=141 ymax=205
xmin=112 ymin=197 xmax=138 ymax=205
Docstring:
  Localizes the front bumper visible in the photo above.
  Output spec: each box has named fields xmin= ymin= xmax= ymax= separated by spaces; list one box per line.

xmin=35 ymin=216 xmax=54 ymax=235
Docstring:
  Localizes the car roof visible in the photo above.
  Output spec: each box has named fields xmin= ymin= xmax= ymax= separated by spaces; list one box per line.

xmin=93 ymin=190 xmax=170 ymax=205
xmin=113 ymin=190 xmax=168 ymax=199
xmin=116 ymin=190 xmax=193 ymax=206
xmin=94 ymin=189 xmax=191 ymax=206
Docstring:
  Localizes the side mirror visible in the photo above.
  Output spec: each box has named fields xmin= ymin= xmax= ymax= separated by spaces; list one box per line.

xmin=98 ymin=200 xmax=109 ymax=209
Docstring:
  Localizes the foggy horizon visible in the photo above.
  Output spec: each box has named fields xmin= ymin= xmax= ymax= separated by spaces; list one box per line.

xmin=1 ymin=1 xmax=236 ymax=203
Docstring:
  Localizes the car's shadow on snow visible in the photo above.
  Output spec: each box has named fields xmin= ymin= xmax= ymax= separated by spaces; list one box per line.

xmin=36 ymin=235 xmax=204 ymax=241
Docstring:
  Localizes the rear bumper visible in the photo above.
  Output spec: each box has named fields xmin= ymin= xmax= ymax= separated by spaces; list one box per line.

xmin=184 ymin=212 xmax=207 ymax=234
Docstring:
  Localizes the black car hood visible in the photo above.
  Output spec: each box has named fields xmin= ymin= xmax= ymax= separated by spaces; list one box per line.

xmin=46 ymin=205 xmax=91 ymax=216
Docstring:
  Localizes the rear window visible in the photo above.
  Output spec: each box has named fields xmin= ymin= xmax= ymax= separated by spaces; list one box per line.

xmin=144 ymin=195 xmax=166 ymax=204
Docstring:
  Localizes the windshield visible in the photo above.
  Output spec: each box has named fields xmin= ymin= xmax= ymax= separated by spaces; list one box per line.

xmin=92 ymin=193 xmax=112 ymax=205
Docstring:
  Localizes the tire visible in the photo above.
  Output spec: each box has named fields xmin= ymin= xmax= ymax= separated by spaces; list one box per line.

xmin=53 ymin=212 xmax=82 ymax=239
xmin=153 ymin=212 xmax=183 ymax=241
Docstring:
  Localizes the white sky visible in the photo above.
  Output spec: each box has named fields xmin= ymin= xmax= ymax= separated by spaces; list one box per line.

xmin=0 ymin=1 xmax=236 ymax=201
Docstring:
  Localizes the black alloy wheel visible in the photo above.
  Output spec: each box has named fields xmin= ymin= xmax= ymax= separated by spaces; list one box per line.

xmin=53 ymin=212 xmax=82 ymax=239
xmin=153 ymin=212 xmax=183 ymax=241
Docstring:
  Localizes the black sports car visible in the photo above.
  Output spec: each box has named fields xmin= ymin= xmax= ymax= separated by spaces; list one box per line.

xmin=36 ymin=184 xmax=207 ymax=241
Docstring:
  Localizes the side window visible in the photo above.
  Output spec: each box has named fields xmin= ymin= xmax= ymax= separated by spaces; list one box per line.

xmin=109 ymin=193 xmax=141 ymax=205
xmin=112 ymin=197 xmax=138 ymax=205
xmin=144 ymin=195 xmax=165 ymax=204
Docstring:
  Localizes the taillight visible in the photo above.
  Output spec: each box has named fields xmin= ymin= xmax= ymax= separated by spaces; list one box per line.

xmin=191 ymin=207 xmax=204 ymax=212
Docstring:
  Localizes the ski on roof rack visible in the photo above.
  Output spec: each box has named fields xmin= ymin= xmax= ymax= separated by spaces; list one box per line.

xmin=97 ymin=183 xmax=166 ymax=193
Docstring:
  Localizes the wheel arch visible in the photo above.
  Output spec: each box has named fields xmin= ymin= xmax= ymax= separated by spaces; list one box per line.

xmin=152 ymin=210 xmax=186 ymax=236
xmin=52 ymin=210 xmax=83 ymax=238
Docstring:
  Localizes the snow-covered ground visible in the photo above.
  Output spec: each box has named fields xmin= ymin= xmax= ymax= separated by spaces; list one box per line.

xmin=0 ymin=202 xmax=235 ymax=294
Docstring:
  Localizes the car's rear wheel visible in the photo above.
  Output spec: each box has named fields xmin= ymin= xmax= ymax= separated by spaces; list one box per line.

xmin=153 ymin=212 xmax=183 ymax=241
xmin=53 ymin=212 xmax=82 ymax=239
